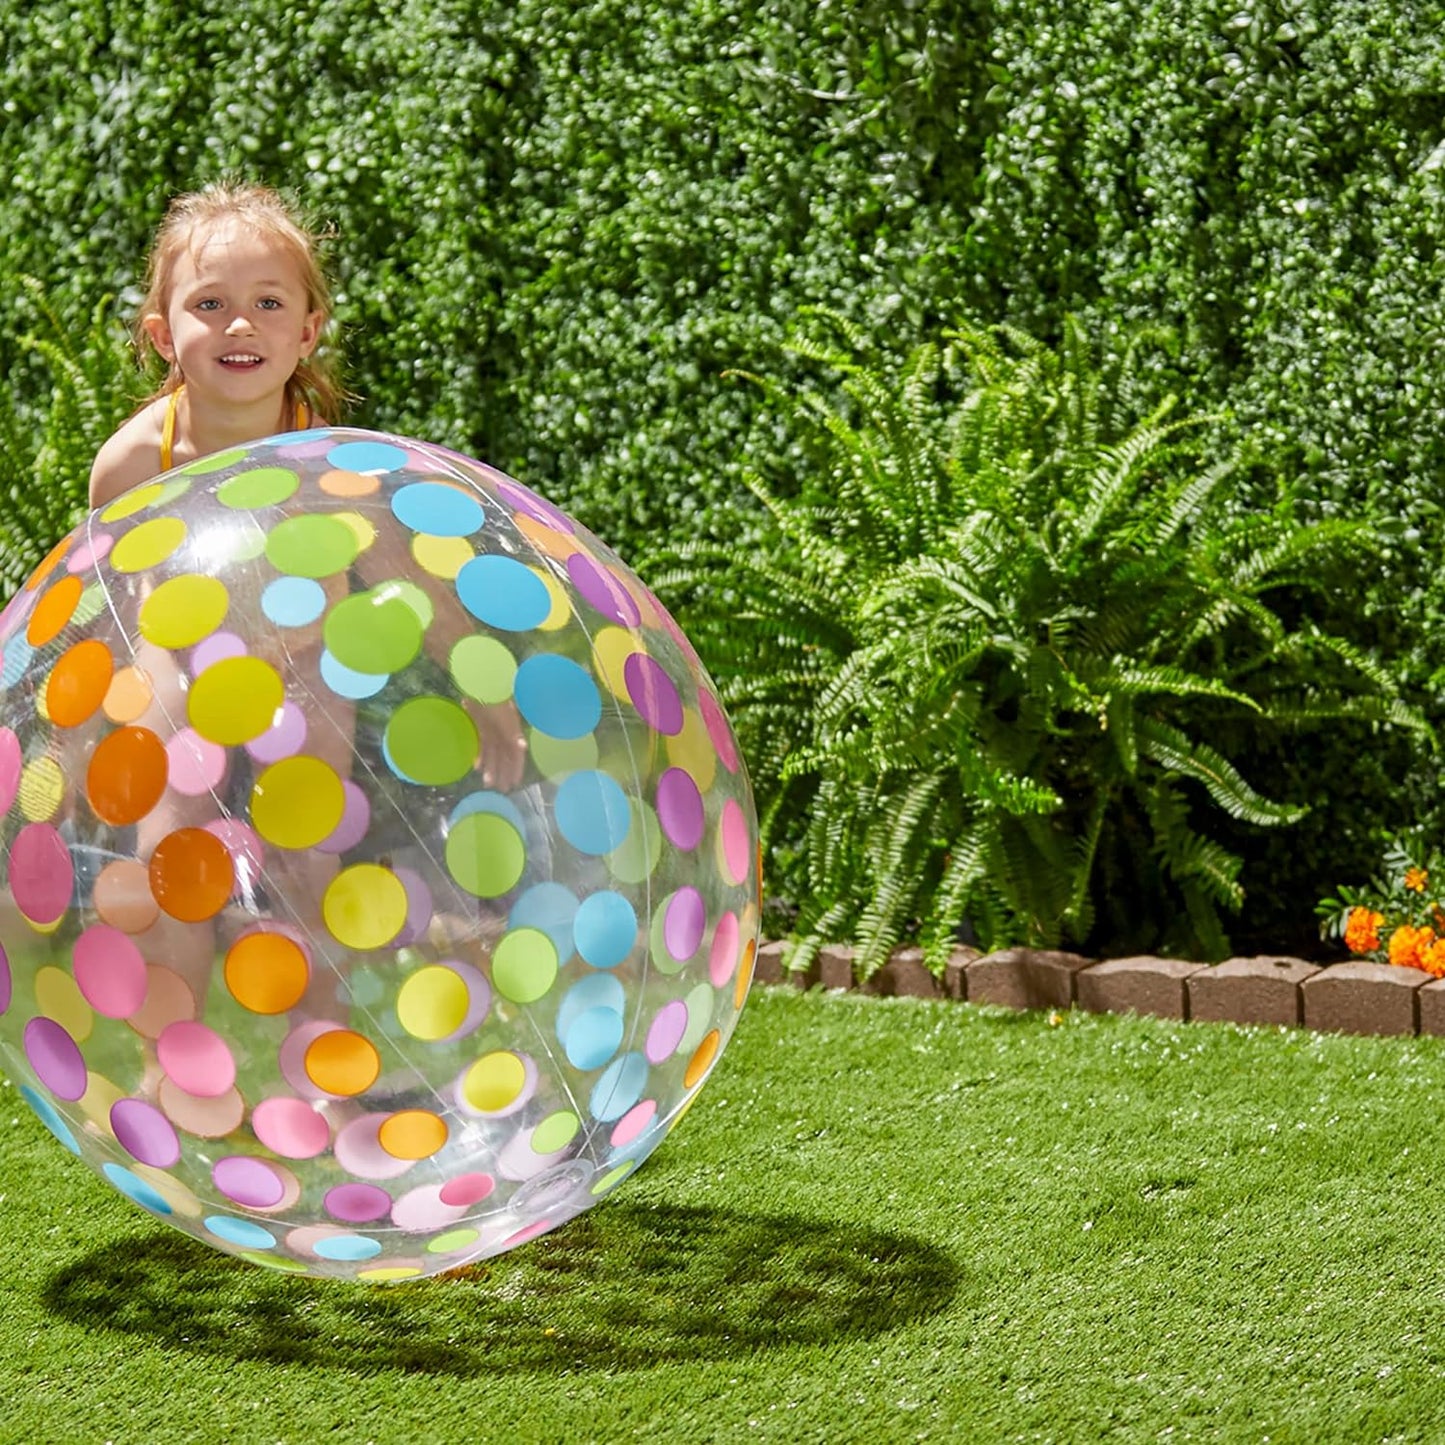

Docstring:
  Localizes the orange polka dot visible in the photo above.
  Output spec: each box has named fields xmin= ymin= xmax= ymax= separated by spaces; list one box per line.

xmin=318 ymin=469 xmax=379 ymax=498
xmin=514 ymin=512 xmax=587 ymax=561
xmin=26 ymin=575 xmax=84 ymax=648
xmin=94 ymin=859 xmax=159 ymax=934
xmin=103 ymin=665 xmax=154 ymax=724
xmin=46 ymin=639 xmax=114 ymax=728
xmin=303 ymin=1029 xmax=380 ymax=1096
xmin=734 ymin=939 xmax=756 ymax=1011
xmin=684 ymin=1030 xmax=721 ymax=1089
xmin=87 ymin=726 xmax=168 ymax=825
xmin=224 ymin=933 xmax=309 ymax=1015
xmin=378 ymin=1110 xmax=448 ymax=1160
xmin=25 ymin=535 xmax=73 ymax=592
xmin=149 ymin=828 xmax=234 ymax=922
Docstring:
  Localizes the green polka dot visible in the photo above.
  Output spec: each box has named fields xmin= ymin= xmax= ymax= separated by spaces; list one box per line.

xmin=607 ymin=801 xmax=663 ymax=884
xmin=265 ymin=514 xmax=360 ymax=578
xmin=218 ymin=466 xmax=300 ymax=509
xmin=532 ymin=1110 xmax=581 ymax=1155
xmin=73 ymin=583 xmax=106 ymax=628
xmin=385 ymin=578 xmax=434 ymax=627
xmin=591 ymin=1161 xmax=637 ymax=1196
xmin=325 ymin=590 xmax=425 ymax=675
xmin=426 ymin=1228 xmax=481 ymax=1255
xmin=241 ymin=1251 xmax=309 ymax=1273
xmin=386 ymin=696 xmax=477 ymax=785
xmin=530 ymin=728 xmax=599 ymax=780
xmin=492 ymin=927 xmax=559 ymax=1004
xmin=446 ymin=811 xmax=526 ymax=897
xmin=183 ymin=448 xmax=247 ymax=475
xmin=451 ymin=635 xmax=518 ymax=705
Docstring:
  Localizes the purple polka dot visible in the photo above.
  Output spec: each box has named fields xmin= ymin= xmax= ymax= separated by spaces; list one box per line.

xmin=699 ymin=689 xmax=740 ymax=773
xmin=567 ymin=552 xmax=641 ymax=626
xmin=656 ymin=768 xmax=705 ymax=850
xmin=245 ymin=701 xmax=307 ymax=764
xmin=497 ymin=478 xmax=574 ymax=534
xmin=24 ymin=1017 xmax=86 ymax=1100
xmin=111 ymin=1098 xmax=181 ymax=1168
xmin=646 ymin=1000 xmax=688 ymax=1062
xmin=190 ymin=631 xmax=246 ymax=675
xmin=387 ymin=866 xmax=434 ymax=947
xmin=663 ymin=887 xmax=707 ymax=962
xmin=325 ymin=1182 xmax=393 ymax=1223
xmin=315 ymin=780 xmax=370 ymax=854
xmin=624 ymin=653 xmax=683 ymax=735
xmin=67 ymin=533 xmax=113 ymax=572
xmin=213 ymin=1155 xmax=286 ymax=1208
xmin=0 ymin=941 xmax=9 ymax=1016
xmin=9 ymin=824 xmax=73 ymax=924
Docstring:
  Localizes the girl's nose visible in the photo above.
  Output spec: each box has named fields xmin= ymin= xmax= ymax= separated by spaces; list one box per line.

xmin=225 ymin=314 xmax=255 ymax=336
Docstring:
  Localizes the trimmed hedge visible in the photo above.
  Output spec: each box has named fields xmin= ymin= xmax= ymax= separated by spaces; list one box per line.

xmin=2 ymin=0 xmax=1442 ymax=948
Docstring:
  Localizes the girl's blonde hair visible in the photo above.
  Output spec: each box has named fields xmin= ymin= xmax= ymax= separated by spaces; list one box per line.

xmin=136 ymin=180 xmax=345 ymax=421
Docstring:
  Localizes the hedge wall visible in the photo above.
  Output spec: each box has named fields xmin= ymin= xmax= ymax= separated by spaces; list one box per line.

xmin=3 ymin=0 xmax=1443 ymax=946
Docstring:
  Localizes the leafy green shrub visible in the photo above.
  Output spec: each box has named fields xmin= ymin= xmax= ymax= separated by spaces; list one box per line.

xmin=656 ymin=315 xmax=1426 ymax=972
xmin=0 ymin=283 xmax=140 ymax=595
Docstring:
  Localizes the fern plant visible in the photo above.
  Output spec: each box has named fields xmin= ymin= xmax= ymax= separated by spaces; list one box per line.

xmin=653 ymin=314 xmax=1425 ymax=974
xmin=0 ymin=280 xmax=141 ymax=597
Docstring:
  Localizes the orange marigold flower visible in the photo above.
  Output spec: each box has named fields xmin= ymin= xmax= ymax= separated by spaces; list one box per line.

xmin=1406 ymin=866 xmax=1430 ymax=893
xmin=1344 ymin=907 xmax=1384 ymax=954
xmin=1421 ymin=938 xmax=1445 ymax=979
xmin=1388 ymin=924 xmax=1434 ymax=971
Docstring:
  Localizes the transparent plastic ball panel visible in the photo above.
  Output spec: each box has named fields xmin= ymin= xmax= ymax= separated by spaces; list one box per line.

xmin=0 ymin=428 xmax=759 ymax=1282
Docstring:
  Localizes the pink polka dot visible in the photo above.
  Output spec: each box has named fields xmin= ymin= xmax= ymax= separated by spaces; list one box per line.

xmin=0 ymin=727 xmax=21 ymax=815
xmin=73 ymin=925 xmax=148 ymax=1017
xmin=656 ymin=768 xmax=704 ymax=850
xmin=0 ymin=941 xmax=9 ymax=1016
xmin=438 ymin=1172 xmax=495 ymax=1207
xmin=610 ymin=1099 xmax=657 ymax=1149
xmin=388 ymin=867 xmax=434 ymax=946
xmin=213 ymin=1155 xmax=286 ymax=1208
xmin=24 ymin=1016 xmax=85 ymax=1099
xmin=663 ymin=887 xmax=706 ymax=961
xmin=205 ymin=819 xmax=266 ymax=893
xmin=157 ymin=1020 xmax=236 ymax=1098
xmin=333 ymin=1113 xmax=415 ymax=1180
xmin=9 ymin=823 xmax=73 ymax=924
xmin=391 ymin=1184 xmax=466 ymax=1233
xmin=67 ymin=533 xmax=113 ymax=572
xmin=699 ymin=689 xmax=740 ymax=773
xmin=245 ymin=701 xmax=307 ymax=764
xmin=278 ymin=1021 xmax=342 ymax=1101
xmin=709 ymin=912 xmax=741 ymax=986
xmin=720 ymin=798 xmax=751 ymax=885
xmin=251 ymin=1096 xmax=330 ymax=1159
xmin=567 ymin=552 xmax=640 ymax=625
xmin=165 ymin=728 xmax=227 ymax=796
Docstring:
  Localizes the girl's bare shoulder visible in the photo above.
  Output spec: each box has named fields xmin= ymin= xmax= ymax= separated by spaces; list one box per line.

xmin=88 ymin=399 xmax=168 ymax=510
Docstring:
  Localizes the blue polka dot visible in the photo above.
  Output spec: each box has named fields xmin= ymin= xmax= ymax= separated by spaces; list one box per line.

xmin=327 ymin=440 xmax=410 ymax=474
xmin=320 ymin=649 xmax=389 ymax=700
xmin=510 ymin=882 xmax=579 ymax=961
xmin=589 ymin=1052 xmax=649 ymax=1122
xmin=2 ymin=636 xmax=33 ymax=688
xmin=451 ymin=790 xmax=527 ymax=833
xmin=262 ymin=576 xmax=327 ymax=627
xmin=557 ymin=973 xmax=627 ymax=1039
xmin=22 ymin=1085 xmax=78 ymax=1154
xmin=564 ymin=1006 xmax=625 ymax=1070
xmin=574 ymin=891 xmax=638 ymax=970
xmin=555 ymin=771 xmax=631 ymax=855
xmin=313 ymin=1233 xmax=383 ymax=1261
xmin=267 ymin=427 xmax=329 ymax=447
xmin=205 ymin=1215 xmax=276 ymax=1249
xmin=104 ymin=1163 xmax=173 ymax=1214
xmin=392 ymin=482 xmax=485 ymax=537
xmin=455 ymin=555 xmax=551 ymax=631
xmin=514 ymin=654 xmax=602 ymax=740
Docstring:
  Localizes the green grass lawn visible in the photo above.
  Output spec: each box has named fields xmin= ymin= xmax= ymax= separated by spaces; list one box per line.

xmin=4 ymin=987 xmax=1445 ymax=1443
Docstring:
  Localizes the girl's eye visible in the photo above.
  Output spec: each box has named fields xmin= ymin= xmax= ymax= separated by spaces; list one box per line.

xmin=196 ymin=299 xmax=222 ymax=312
xmin=258 ymin=298 xmax=282 ymax=311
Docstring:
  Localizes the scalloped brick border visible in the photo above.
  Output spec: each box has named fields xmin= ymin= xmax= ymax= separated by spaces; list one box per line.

xmin=753 ymin=941 xmax=1445 ymax=1039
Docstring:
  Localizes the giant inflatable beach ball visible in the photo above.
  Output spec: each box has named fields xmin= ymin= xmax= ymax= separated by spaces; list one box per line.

xmin=0 ymin=428 xmax=758 ymax=1282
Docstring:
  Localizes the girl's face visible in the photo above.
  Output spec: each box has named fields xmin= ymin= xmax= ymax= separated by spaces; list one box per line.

xmin=145 ymin=220 xmax=323 ymax=409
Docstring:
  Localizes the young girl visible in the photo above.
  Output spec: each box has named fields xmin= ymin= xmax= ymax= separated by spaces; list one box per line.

xmin=90 ymin=181 xmax=342 ymax=508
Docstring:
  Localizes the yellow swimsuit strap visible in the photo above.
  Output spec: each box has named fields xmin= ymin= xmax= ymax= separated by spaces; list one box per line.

xmin=160 ymin=383 xmax=310 ymax=471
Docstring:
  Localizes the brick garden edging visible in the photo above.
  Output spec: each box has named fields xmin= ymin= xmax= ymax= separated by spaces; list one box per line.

xmin=752 ymin=941 xmax=1445 ymax=1039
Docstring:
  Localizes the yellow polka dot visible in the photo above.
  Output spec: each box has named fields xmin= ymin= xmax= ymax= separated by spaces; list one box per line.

xmin=100 ymin=480 xmax=168 ymax=523
xmin=533 ymin=567 xmax=571 ymax=631
xmin=251 ymin=756 xmax=345 ymax=850
xmin=333 ymin=511 xmax=378 ymax=552
xmin=109 ymin=516 xmax=188 ymax=573
xmin=19 ymin=757 xmax=64 ymax=822
xmin=358 ymin=1266 xmax=424 ymax=1282
xmin=188 ymin=656 xmax=284 ymax=745
xmin=34 ymin=966 xmax=93 ymax=1041
xmin=411 ymin=533 xmax=473 ymax=580
xmin=397 ymin=966 xmax=470 ymax=1040
xmin=462 ymin=1052 xmax=526 ymax=1113
xmin=138 ymin=575 xmax=229 ymax=649
xmin=592 ymin=627 xmax=643 ymax=700
xmin=322 ymin=865 xmax=408 ymax=950
xmin=665 ymin=708 xmax=718 ymax=791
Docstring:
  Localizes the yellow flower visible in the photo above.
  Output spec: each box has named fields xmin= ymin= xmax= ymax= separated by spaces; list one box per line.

xmin=1389 ymin=924 xmax=1434 ymax=971
xmin=1344 ymin=907 xmax=1384 ymax=954
xmin=1406 ymin=866 xmax=1429 ymax=893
